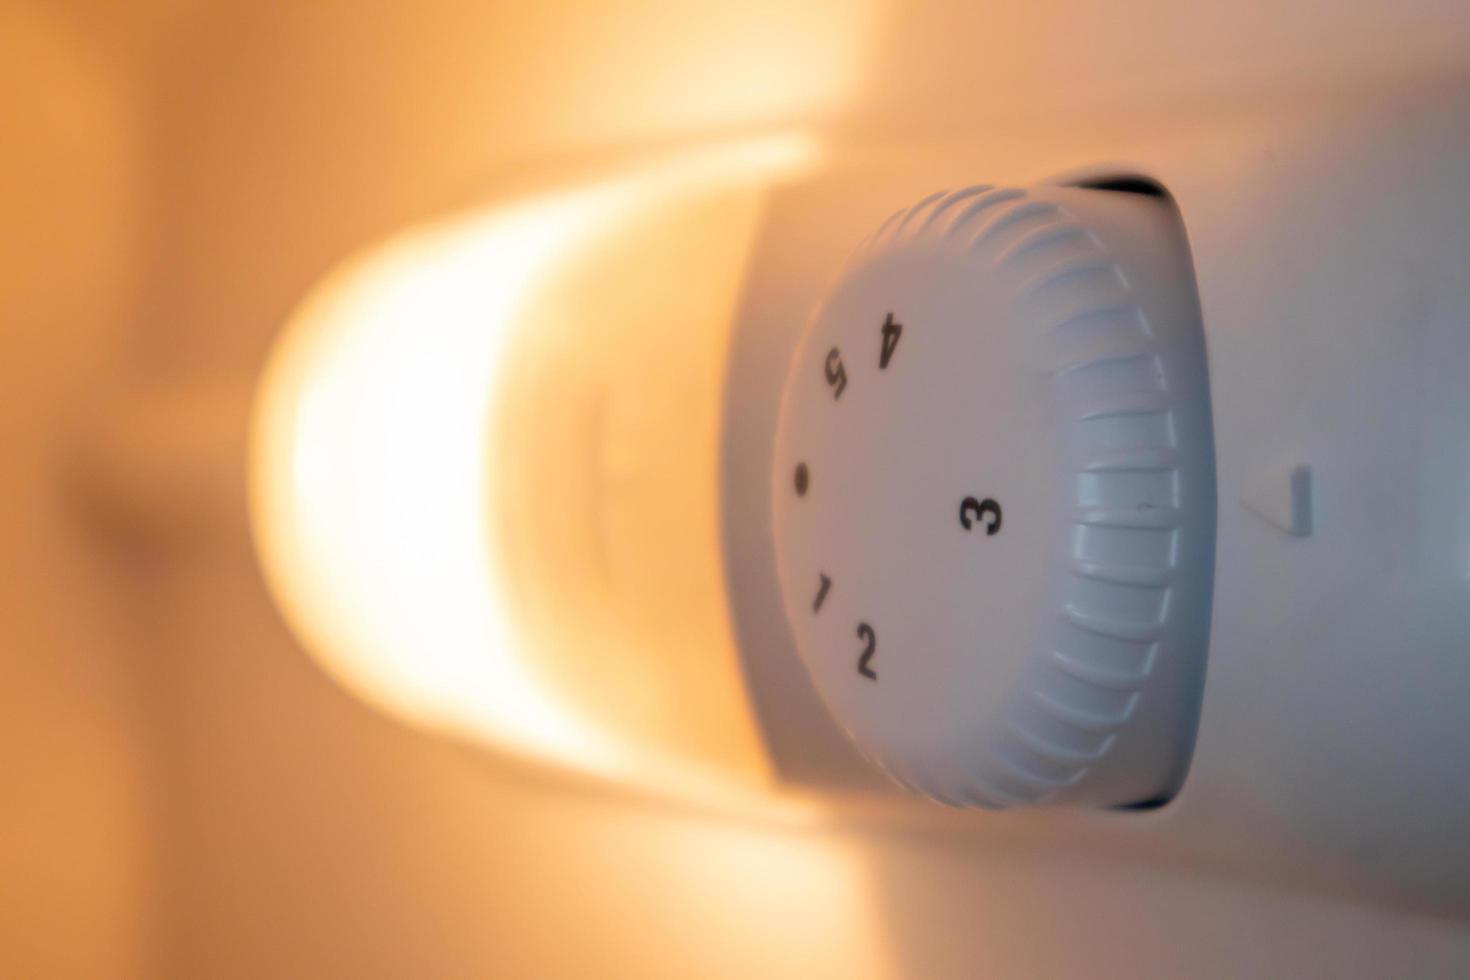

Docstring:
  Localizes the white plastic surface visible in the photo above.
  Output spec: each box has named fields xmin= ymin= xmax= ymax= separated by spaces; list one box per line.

xmin=770 ymin=185 xmax=1214 ymax=808
xmin=723 ymin=92 xmax=1470 ymax=910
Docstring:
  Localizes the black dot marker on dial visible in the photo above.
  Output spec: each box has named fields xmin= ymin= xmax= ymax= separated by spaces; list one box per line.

xmin=794 ymin=462 xmax=809 ymax=497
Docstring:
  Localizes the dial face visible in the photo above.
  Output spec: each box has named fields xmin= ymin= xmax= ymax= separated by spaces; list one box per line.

xmin=771 ymin=184 xmax=1213 ymax=809
xmin=772 ymin=242 xmax=1062 ymax=790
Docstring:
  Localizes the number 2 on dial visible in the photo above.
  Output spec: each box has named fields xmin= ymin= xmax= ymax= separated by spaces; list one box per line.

xmin=856 ymin=623 xmax=877 ymax=681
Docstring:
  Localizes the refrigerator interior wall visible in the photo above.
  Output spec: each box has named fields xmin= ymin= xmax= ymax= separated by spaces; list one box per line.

xmin=6 ymin=2 xmax=1470 ymax=977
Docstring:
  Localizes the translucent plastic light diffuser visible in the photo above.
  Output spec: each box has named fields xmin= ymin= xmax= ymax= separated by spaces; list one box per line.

xmin=250 ymin=136 xmax=818 ymax=801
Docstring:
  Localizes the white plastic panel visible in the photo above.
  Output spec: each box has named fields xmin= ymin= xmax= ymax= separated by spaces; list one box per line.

xmin=723 ymin=88 xmax=1470 ymax=907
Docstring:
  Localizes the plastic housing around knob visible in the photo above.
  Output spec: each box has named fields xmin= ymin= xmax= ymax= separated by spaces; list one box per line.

xmin=771 ymin=184 xmax=1215 ymax=809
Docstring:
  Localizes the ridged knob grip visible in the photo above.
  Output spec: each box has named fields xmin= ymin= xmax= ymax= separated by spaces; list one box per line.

xmin=771 ymin=183 xmax=1215 ymax=809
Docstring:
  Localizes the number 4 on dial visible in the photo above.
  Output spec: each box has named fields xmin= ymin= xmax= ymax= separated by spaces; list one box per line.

xmin=879 ymin=312 xmax=902 ymax=369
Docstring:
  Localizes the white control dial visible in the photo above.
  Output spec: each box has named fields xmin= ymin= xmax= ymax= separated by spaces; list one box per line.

xmin=772 ymin=183 xmax=1215 ymax=809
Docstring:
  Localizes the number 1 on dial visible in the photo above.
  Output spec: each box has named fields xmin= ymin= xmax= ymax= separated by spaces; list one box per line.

xmin=813 ymin=573 xmax=831 ymax=613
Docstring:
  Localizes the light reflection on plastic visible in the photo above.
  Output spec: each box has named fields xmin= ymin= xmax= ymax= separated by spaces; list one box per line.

xmin=250 ymin=134 xmax=819 ymax=808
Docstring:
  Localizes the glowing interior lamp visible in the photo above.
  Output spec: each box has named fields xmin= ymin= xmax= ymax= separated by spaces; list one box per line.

xmin=250 ymin=135 xmax=820 ymax=804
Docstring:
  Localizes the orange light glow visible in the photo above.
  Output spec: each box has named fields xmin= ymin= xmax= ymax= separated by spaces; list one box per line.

xmin=250 ymin=134 xmax=820 ymax=806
